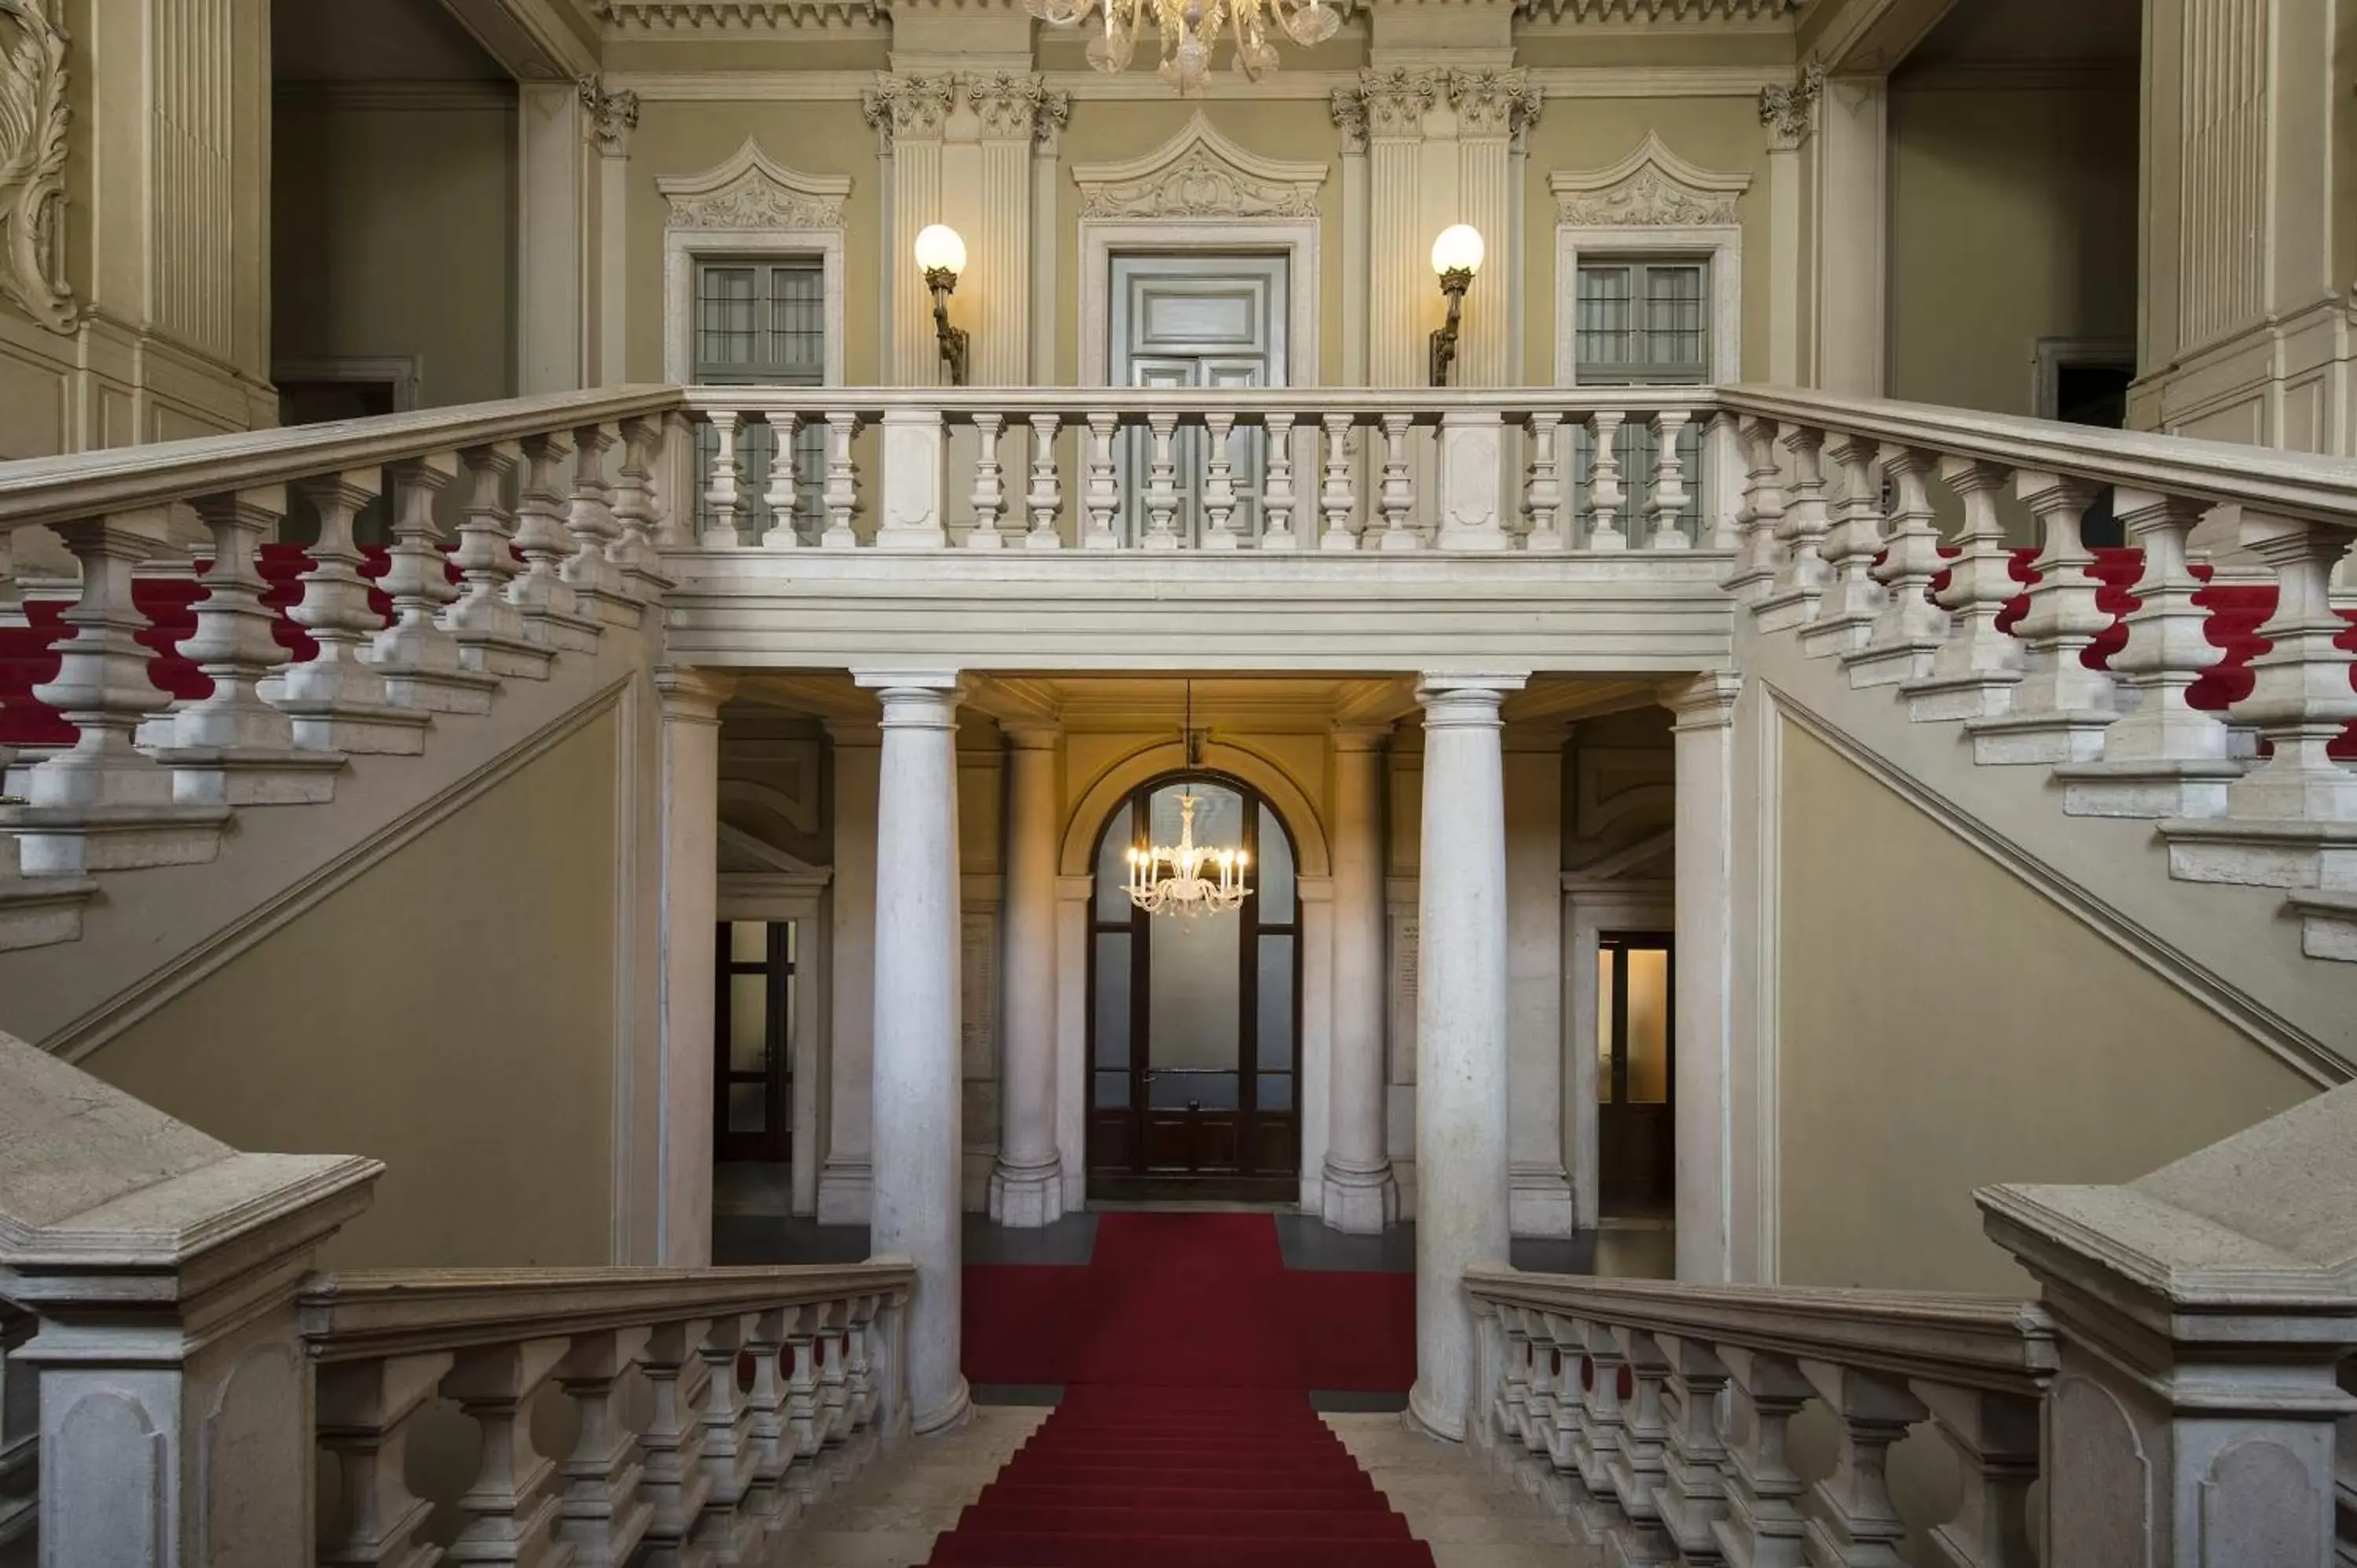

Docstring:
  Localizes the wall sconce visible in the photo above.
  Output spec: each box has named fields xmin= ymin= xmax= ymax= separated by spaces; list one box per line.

xmin=914 ymin=223 xmax=970 ymax=387
xmin=1428 ymin=224 xmax=1485 ymax=387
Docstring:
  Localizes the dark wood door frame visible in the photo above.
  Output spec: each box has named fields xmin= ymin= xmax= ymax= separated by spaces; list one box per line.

xmin=1597 ymin=930 xmax=1675 ymax=1218
xmin=1086 ymin=772 xmax=1301 ymax=1201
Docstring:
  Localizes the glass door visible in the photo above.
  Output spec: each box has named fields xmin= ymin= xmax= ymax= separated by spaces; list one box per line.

xmin=1596 ymin=932 xmax=1674 ymax=1217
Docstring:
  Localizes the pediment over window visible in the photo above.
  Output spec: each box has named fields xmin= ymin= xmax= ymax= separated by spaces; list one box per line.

xmin=1072 ymin=112 xmax=1328 ymax=222
xmin=1549 ymin=132 xmax=1751 ymax=228
xmin=658 ymin=138 xmax=852 ymax=232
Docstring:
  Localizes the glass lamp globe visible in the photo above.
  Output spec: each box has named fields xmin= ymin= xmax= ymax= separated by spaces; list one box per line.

xmin=913 ymin=224 xmax=967 ymax=278
xmin=1431 ymin=224 xmax=1486 ymax=278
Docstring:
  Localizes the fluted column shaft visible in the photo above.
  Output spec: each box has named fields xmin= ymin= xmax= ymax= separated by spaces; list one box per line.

xmin=1322 ymin=724 xmax=1398 ymax=1233
xmin=857 ymin=671 xmax=970 ymax=1434
xmin=1409 ymin=672 xmax=1526 ymax=1441
xmin=992 ymin=723 xmax=1065 ymax=1227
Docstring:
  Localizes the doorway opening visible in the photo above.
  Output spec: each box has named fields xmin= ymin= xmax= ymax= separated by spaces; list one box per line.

xmin=1596 ymin=931 xmax=1674 ymax=1218
xmin=1086 ymin=773 xmax=1302 ymax=1201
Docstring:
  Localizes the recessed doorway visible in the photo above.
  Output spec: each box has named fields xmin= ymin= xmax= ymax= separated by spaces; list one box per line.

xmin=1086 ymin=774 xmax=1302 ymax=1201
xmin=1596 ymin=931 xmax=1675 ymax=1218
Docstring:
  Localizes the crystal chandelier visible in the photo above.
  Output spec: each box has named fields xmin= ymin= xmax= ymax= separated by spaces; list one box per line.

xmin=1025 ymin=0 xmax=1341 ymax=96
xmin=1124 ymin=683 xmax=1252 ymax=918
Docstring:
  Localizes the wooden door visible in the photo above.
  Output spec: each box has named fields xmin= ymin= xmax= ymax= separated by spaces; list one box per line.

xmin=1596 ymin=932 xmax=1674 ymax=1217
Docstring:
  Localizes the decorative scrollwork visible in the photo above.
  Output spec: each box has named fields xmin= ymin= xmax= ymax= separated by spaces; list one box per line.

xmin=1758 ymin=61 xmax=1825 ymax=151
xmin=0 ymin=0 xmax=73 ymax=332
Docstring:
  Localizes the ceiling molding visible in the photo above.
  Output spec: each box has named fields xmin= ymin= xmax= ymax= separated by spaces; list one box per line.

xmin=438 ymin=0 xmax=601 ymax=78
xmin=611 ymin=62 xmax=1788 ymax=101
xmin=1794 ymin=0 xmax=1961 ymax=73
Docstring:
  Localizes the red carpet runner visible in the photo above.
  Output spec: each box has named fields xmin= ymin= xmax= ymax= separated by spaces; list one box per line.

xmin=934 ymin=1213 xmax=1433 ymax=1566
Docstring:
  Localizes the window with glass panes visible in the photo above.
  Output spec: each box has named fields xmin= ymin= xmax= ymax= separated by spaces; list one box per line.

xmin=693 ymin=258 xmax=827 ymax=544
xmin=714 ymin=918 xmax=797 ymax=1163
xmin=1571 ymin=258 xmax=1707 ymax=542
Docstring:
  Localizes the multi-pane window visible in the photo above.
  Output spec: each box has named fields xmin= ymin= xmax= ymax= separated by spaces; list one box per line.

xmin=1572 ymin=258 xmax=1707 ymax=540
xmin=714 ymin=919 xmax=797 ymax=1163
xmin=694 ymin=259 xmax=827 ymax=544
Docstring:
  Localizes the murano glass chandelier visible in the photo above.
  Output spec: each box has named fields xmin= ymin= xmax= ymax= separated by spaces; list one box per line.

xmin=1124 ymin=683 xmax=1252 ymax=918
xmin=1025 ymin=0 xmax=1341 ymax=96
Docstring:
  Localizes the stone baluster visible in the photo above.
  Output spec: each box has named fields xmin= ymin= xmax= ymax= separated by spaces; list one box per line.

xmin=693 ymin=1314 xmax=762 ymax=1564
xmin=1573 ymin=1320 xmax=1630 ymax=1523
xmin=1522 ymin=1323 xmax=1561 ymax=1464
xmin=442 ymin=1337 xmax=572 ymax=1564
xmin=820 ymin=412 xmax=861 ymax=549
xmin=1710 ymin=1348 xmax=1813 ymax=1567
xmin=966 ymin=412 xmax=1007 ymax=550
xmin=148 ymin=485 xmax=346 ymax=808
xmin=511 ymin=430 xmax=599 ymax=654
xmin=444 ymin=441 xmax=552 ymax=682
xmin=1523 ymin=412 xmax=1566 ymax=552
xmin=564 ymin=422 xmax=636 ymax=622
xmin=819 ymin=1304 xmax=852 ymax=1457
xmin=612 ymin=414 xmax=675 ymax=589
xmin=266 ymin=472 xmax=430 ymax=757
xmin=1200 ymin=411 xmax=1240 ymax=550
xmin=1757 ymin=424 xmax=1833 ymax=632
xmin=1903 ymin=457 xmax=2022 ymax=722
xmin=373 ymin=453 xmax=495 ymax=715
xmin=1725 ymin=414 xmax=1787 ymax=598
xmin=702 ymin=410 xmax=746 ymax=548
xmin=5 ymin=509 xmax=225 ymax=876
xmin=741 ymin=1310 xmax=797 ymax=1537
xmin=1024 ymin=413 xmax=1064 ymax=551
xmin=1704 ymin=409 xmax=1745 ymax=550
xmin=316 ymin=1353 xmax=454 ymax=1567
xmin=1911 ymin=1383 xmax=2038 ymax=1568
xmin=1964 ymin=471 xmax=2117 ymax=764
xmin=636 ymin=1319 xmax=717 ymax=1554
xmin=1798 ymin=1361 xmax=1927 ymax=1566
xmin=654 ymin=410 xmax=697 ymax=548
xmin=553 ymin=1327 xmax=656 ymax=1567
xmin=1845 ymin=444 xmax=1951 ymax=687
xmin=1607 ymin=1326 xmax=1676 ymax=1553
xmin=1261 ymin=413 xmax=1299 ymax=551
xmin=1318 ymin=413 xmax=1358 ymax=552
xmin=783 ymin=1306 xmax=824 ymax=1504
xmin=1652 ymin=1333 xmax=1733 ymax=1565
xmin=1082 ymin=412 xmax=1122 ymax=550
xmin=2056 ymin=489 xmax=2240 ymax=819
xmin=1374 ymin=413 xmax=1417 ymax=552
xmin=1142 ymin=412 xmax=1182 ymax=550
xmin=1648 ymin=410 xmax=1693 ymax=551
xmin=1495 ymin=1308 xmax=1534 ymax=1449
xmin=2220 ymin=515 xmax=2357 ymax=826
xmin=1586 ymin=412 xmax=1628 ymax=552
xmin=761 ymin=412 xmax=803 ymax=549
xmin=1542 ymin=1312 xmax=1592 ymax=1496
xmin=1802 ymin=433 xmax=1890 ymax=658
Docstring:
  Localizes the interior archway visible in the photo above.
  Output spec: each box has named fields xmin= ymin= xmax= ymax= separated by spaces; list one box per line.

xmin=1084 ymin=771 xmax=1302 ymax=1201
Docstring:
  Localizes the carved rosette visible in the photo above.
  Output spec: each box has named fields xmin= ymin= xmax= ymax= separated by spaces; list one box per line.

xmin=1758 ymin=62 xmax=1825 ymax=152
xmin=1449 ymin=69 xmax=1542 ymax=143
xmin=0 ymin=0 xmax=74 ymax=332
xmin=860 ymin=72 xmax=956 ymax=151
xmin=577 ymin=73 xmax=641 ymax=156
xmin=966 ymin=73 xmax=1072 ymax=148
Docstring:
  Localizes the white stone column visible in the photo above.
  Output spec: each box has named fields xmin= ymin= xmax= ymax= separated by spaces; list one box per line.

xmin=855 ymin=671 xmax=970 ymax=1434
xmin=820 ymin=720 xmax=881 ymax=1224
xmin=519 ymin=82 xmax=590 ymax=395
xmin=861 ymin=75 xmax=957 ymax=387
xmin=581 ymin=77 xmax=640 ymax=386
xmin=657 ymin=669 xmax=731 ymax=1267
xmin=1758 ymin=67 xmax=1821 ymax=384
xmin=1322 ymin=724 xmax=1399 ymax=1233
xmin=1505 ymin=720 xmax=1571 ymax=1237
xmin=1813 ymin=74 xmax=1888 ymax=397
xmin=1665 ymin=671 xmax=1739 ymax=1284
xmin=1409 ymin=672 xmax=1525 ymax=1442
xmin=991 ymin=723 xmax=1065 ymax=1227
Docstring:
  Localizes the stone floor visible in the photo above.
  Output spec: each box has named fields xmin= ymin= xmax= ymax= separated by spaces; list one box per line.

xmin=770 ymin=1401 xmax=1594 ymax=1568
xmin=1327 ymin=1412 xmax=1598 ymax=1568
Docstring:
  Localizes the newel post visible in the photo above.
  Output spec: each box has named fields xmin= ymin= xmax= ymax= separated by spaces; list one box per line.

xmin=1979 ymin=1081 xmax=2357 ymax=1567
xmin=0 ymin=1031 xmax=381 ymax=1566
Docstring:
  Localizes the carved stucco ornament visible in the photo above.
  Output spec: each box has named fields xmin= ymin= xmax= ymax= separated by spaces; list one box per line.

xmin=658 ymin=137 xmax=852 ymax=232
xmin=1549 ymin=130 xmax=1753 ymax=229
xmin=1758 ymin=61 xmax=1825 ymax=151
xmin=0 ymin=0 xmax=73 ymax=332
xmin=1071 ymin=111 xmax=1328 ymax=222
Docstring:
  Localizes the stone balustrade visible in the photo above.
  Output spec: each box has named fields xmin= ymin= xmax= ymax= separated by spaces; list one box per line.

xmin=301 ymin=1262 xmax=913 ymax=1565
xmin=1465 ymin=1269 xmax=2057 ymax=1567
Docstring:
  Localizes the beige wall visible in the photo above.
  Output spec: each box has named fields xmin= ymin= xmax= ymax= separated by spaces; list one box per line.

xmin=1522 ymin=97 xmax=1775 ymax=387
xmin=1773 ymin=725 xmax=2311 ymax=1294
xmin=271 ymin=93 xmax=519 ymax=409
xmin=1887 ymin=83 xmax=2139 ymax=417
xmin=83 ymin=714 xmax=624 ymax=1270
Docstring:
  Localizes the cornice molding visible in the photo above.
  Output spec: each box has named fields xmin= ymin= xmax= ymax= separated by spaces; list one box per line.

xmin=1549 ymin=130 xmax=1753 ymax=228
xmin=612 ymin=63 xmax=1788 ymax=101
xmin=592 ymin=0 xmax=1793 ymax=27
xmin=655 ymin=137 xmax=853 ymax=230
xmin=1071 ymin=111 xmax=1329 ymax=222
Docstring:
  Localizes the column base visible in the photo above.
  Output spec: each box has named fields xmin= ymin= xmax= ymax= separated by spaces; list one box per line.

xmin=816 ymin=1161 xmax=872 ymax=1225
xmin=913 ymin=1376 xmax=973 ymax=1437
xmin=987 ymin=1156 xmax=1067 ymax=1228
xmin=1318 ymin=1157 xmax=1399 ymax=1234
xmin=1406 ymin=1379 xmax=1468 ymax=1444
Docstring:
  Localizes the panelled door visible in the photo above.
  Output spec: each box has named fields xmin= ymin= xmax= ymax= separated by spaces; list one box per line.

xmin=1109 ymin=254 xmax=1288 ymax=548
xmin=1086 ymin=775 xmax=1302 ymax=1200
xmin=1596 ymin=932 xmax=1675 ymax=1216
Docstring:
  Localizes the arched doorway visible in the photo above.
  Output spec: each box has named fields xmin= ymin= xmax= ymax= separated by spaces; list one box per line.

xmin=1086 ymin=772 xmax=1300 ymax=1201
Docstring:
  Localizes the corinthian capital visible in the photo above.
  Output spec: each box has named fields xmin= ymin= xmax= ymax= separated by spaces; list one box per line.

xmin=1758 ymin=62 xmax=1825 ymax=152
xmin=1347 ymin=67 xmax=1442 ymax=142
xmin=967 ymin=72 xmax=1072 ymax=148
xmin=1448 ymin=68 xmax=1541 ymax=142
xmin=578 ymin=73 xmax=640 ymax=156
xmin=860 ymin=71 xmax=957 ymax=152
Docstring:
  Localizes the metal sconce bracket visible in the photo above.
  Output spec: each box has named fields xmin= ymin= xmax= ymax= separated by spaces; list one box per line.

xmin=1429 ymin=267 xmax=1473 ymax=387
xmin=926 ymin=266 xmax=970 ymax=387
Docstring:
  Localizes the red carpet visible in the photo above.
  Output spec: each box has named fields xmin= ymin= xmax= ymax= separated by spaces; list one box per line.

xmin=940 ymin=1214 xmax=1430 ymax=1567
